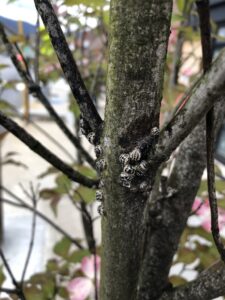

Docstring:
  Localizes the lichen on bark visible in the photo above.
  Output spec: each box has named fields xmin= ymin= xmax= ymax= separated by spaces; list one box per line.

xmin=100 ymin=1 xmax=173 ymax=299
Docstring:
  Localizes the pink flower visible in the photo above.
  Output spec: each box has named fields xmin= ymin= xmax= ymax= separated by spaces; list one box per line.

xmin=67 ymin=255 xmax=101 ymax=300
xmin=192 ymin=198 xmax=225 ymax=232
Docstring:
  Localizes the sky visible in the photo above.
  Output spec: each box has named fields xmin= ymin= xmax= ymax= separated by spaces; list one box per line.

xmin=0 ymin=0 xmax=37 ymax=24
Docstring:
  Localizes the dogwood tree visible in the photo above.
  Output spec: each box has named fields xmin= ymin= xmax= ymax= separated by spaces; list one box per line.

xmin=1 ymin=0 xmax=225 ymax=299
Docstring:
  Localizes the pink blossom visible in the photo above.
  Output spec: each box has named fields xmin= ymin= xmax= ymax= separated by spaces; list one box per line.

xmin=67 ymin=255 xmax=101 ymax=300
xmin=192 ymin=198 xmax=225 ymax=232
xmin=67 ymin=278 xmax=93 ymax=300
xmin=82 ymin=255 xmax=101 ymax=280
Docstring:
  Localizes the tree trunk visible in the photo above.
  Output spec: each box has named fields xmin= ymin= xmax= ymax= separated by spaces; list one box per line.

xmin=101 ymin=1 xmax=173 ymax=299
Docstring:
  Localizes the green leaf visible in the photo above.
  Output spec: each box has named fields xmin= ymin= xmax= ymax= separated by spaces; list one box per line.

xmin=68 ymin=249 xmax=90 ymax=263
xmin=29 ymin=273 xmax=55 ymax=299
xmin=58 ymin=287 xmax=69 ymax=299
xmin=42 ymin=277 xmax=55 ymax=299
xmin=53 ymin=237 xmax=72 ymax=259
xmin=23 ymin=286 xmax=45 ymax=300
xmin=74 ymin=186 xmax=96 ymax=203
xmin=39 ymin=188 xmax=59 ymax=200
xmin=58 ymin=263 xmax=70 ymax=276
xmin=38 ymin=167 xmax=58 ymax=178
xmin=170 ymin=275 xmax=187 ymax=286
xmin=46 ymin=259 xmax=58 ymax=272
xmin=177 ymin=247 xmax=197 ymax=264
xmin=75 ymin=165 xmax=97 ymax=179
xmin=55 ymin=174 xmax=72 ymax=194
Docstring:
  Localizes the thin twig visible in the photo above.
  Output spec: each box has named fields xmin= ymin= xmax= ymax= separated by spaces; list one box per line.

xmin=1 ymin=186 xmax=83 ymax=249
xmin=196 ymin=0 xmax=225 ymax=261
xmin=33 ymin=0 xmax=103 ymax=135
xmin=0 ymin=249 xmax=26 ymax=300
xmin=0 ymin=111 xmax=98 ymax=188
xmin=21 ymin=186 xmax=37 ymax=283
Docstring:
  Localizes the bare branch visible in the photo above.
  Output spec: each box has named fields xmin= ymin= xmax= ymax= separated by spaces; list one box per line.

xmin=0 ymin=249 xmax=26 ymax=300
xmin=34 ymin=0 xmax=103 ymax=134
xmin=0 ymin=23 xmax=95 ymax=168
xmin=160 ymin=261 xmax=225 ymax=300
xmin=21 ymin=186 xmax=37 ymax=283
xmin=196 ymin=0 xmax=225 ymax=261
xmin=154 ymin=48 xmax=225 ymax=165
xmin=0 ymin=111 xmax=98 ymax=188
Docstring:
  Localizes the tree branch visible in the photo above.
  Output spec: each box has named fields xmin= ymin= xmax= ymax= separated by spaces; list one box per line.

xmin=137 ymin=99 xmax=225 ymax=300
xmin=160 ymin=260 xmax=225 ymax=300
xmin=196 ymin=0 xmax=225 ymax=261
xmin=33 ymin=0 xmax=103 ymax=134
xmin=0 ymin=249 xmax=26 ymax=300
xmin=0 ymin=112 xmax=98 ymax=188
xmin=137 ymin=121 xmax=207 ymax=300
xmin=21 ymin=186 xmax=37 ymax=283
xmin=0 ymin=23 xmax=95 ymax=168
xmin=154 ymin=47 xmax=225 ymax=165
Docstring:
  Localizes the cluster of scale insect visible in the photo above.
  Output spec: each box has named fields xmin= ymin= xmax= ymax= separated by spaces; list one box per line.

xmin=79 ymin=117 xmax=106 ymax=216
xmin=119 ymin=127 xmax=159 ymax=192
xmin=94 ymin=144 xmax=106 ymax=216
xmin=119 ymin=151 xmax=149 ymax=191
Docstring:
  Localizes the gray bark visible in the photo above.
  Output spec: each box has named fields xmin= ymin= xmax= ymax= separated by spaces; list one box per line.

xmin=101 ymin=1 xmax=173 ymax=299
xmin=137 ymin=100 xmax=225 ymax=300
xmin=160 ymin=260 xmax=225 ymax=300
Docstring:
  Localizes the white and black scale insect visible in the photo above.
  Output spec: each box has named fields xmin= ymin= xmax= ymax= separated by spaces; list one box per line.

xmin=96 ymin=158 xmax=107 ymax=172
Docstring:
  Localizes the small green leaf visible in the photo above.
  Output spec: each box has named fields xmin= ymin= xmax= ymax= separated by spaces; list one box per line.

xmin=68 ymin=249 xmax=90 ymax=263
xmin=170 ymin=275 xmax=187 ymax=286
xmin=39 ymin=188 xmax=59 ymax=200
xmin=53 ymin=237 xmax=72 ymax=259
xmin=46 ymin=259 xmax=58 ymax=272
xmin=38 ymin=167 xmax=58 ymax=178
xmin=75 ymin=186 xmax=96 ymax=204
xmin=75 ymin=165 xmax=97 ymax=179
xmin=55 ymin=174 xmax=72 ymax=194
xmin=177 ymin=247 xmax=197 ymax=264
xmin=23 ymin=286 xmax=45 ymax=300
